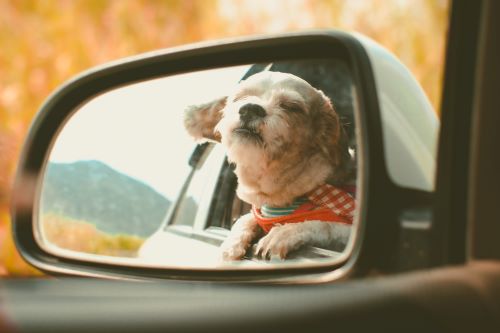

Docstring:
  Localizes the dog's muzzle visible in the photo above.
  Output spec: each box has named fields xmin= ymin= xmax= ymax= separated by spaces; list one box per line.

xmin=232 ymin=103 xmax=266 ymax=144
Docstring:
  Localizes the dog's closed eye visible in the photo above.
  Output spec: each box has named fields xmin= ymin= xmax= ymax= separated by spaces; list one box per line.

xmin=279 ymin=101 xmax=305 ymax=114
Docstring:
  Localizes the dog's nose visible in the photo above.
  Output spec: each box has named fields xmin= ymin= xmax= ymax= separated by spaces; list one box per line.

xmin=239 ymin=103 xmax=267 ymax=122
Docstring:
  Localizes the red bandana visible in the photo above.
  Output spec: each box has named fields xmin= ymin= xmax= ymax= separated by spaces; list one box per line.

xmin=253 ymin=184 xmax=356 ymax=233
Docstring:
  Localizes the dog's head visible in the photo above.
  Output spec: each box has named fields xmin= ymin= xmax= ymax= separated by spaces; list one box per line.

xmin=184 ymin=71 xmax=353 ymax=207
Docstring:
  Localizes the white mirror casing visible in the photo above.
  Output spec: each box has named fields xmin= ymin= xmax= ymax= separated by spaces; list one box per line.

xmin=356 ymin=34 xmax=438 ymax=192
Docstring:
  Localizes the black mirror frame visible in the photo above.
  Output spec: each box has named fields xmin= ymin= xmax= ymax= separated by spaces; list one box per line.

xmin=11 ymin=31 xmax=409 ymax=282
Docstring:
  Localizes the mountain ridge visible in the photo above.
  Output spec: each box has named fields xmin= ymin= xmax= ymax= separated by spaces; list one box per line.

xmin=41 ymin=160 xmax=170 ymax=237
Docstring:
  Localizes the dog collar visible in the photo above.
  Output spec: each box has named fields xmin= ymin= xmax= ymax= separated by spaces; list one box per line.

xmin=253 ymin=184 xmax=356 ymax=233
xmin=260 ymin=197 xmax=308 ymax=218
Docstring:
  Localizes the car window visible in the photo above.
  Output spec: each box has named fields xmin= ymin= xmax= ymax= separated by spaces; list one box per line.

xmin=168 ymin=143 xmax=227 ymax=230
xmin=208 ymin=160 xmax=251 ymax=230
xmin=0 ymin=1 xmax=450 ymax=277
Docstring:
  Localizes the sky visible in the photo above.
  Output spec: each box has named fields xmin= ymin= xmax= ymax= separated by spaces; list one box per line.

xmin=48 ymin=65 xmax=250 ymax=200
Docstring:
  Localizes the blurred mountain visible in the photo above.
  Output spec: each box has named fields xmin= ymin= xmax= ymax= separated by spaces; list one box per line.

xmin=41 ymin=161 xmax=170 ymax=238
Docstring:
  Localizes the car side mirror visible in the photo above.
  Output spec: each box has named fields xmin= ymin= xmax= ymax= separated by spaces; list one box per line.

xmin=11 ymin=31 xmax=438 ymax=282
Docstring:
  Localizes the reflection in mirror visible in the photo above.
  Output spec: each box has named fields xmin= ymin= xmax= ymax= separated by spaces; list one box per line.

xmin=38 ymin=59 xmax=359 ymax=269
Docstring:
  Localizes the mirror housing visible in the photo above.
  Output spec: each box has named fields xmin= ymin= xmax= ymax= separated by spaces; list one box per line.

xmin=11 ymin=31 xmax=437 ymax=282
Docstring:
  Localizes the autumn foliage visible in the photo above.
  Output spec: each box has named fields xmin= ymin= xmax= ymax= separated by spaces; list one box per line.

xmin=0 ymin=0 xmax=449 ymax=276
xmin=42 ymin=213 xmax=144 ymax=257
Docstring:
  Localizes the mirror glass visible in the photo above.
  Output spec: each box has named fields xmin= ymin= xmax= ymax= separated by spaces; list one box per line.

xmin=37 ymin=59 xmax=359 ymax=268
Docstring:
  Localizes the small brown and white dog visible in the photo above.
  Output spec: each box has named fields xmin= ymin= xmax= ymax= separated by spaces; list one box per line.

xmin=184 ymin=71 xmax=355 ymax=261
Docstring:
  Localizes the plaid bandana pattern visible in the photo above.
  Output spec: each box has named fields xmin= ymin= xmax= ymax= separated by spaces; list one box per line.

xmin=253 ymin=184 xmax=356 ymax=233
xmin=307 ymin=184 xmax=355 ymax=221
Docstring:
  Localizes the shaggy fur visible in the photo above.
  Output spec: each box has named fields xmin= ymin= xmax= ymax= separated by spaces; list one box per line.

xmin=184 ymin=71 xmax=354 ymax=260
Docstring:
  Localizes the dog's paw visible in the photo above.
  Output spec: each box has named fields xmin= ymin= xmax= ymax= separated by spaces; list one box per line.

xmin=219 ymin=213 xmax=260 ymax=261
xmin=255 ymin=224 xmax=304 ymax=260
xmin=220 ymin=241 xmax=248 ymax=261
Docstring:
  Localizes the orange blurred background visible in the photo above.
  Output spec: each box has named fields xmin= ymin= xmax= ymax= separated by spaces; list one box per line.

xmin=0 ymin=0 xmax=449 ymax=276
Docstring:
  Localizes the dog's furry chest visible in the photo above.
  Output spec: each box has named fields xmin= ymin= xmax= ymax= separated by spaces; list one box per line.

xmin=234 ymin=155 xmax=334 ymax=208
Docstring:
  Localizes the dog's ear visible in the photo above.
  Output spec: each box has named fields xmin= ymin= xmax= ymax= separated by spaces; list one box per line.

xmin=184 ymin=96 xmax=227 ymax=143
xmin=314 ymin=91 xmax=354 ymax=184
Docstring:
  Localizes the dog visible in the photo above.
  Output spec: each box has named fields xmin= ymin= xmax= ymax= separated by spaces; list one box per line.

xmin=184 ymin=71 xmax=356 ymax=260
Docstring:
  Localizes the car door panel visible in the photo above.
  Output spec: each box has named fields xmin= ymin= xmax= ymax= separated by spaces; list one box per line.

xmin=2 ymin=261 xmax=500 ymax=332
